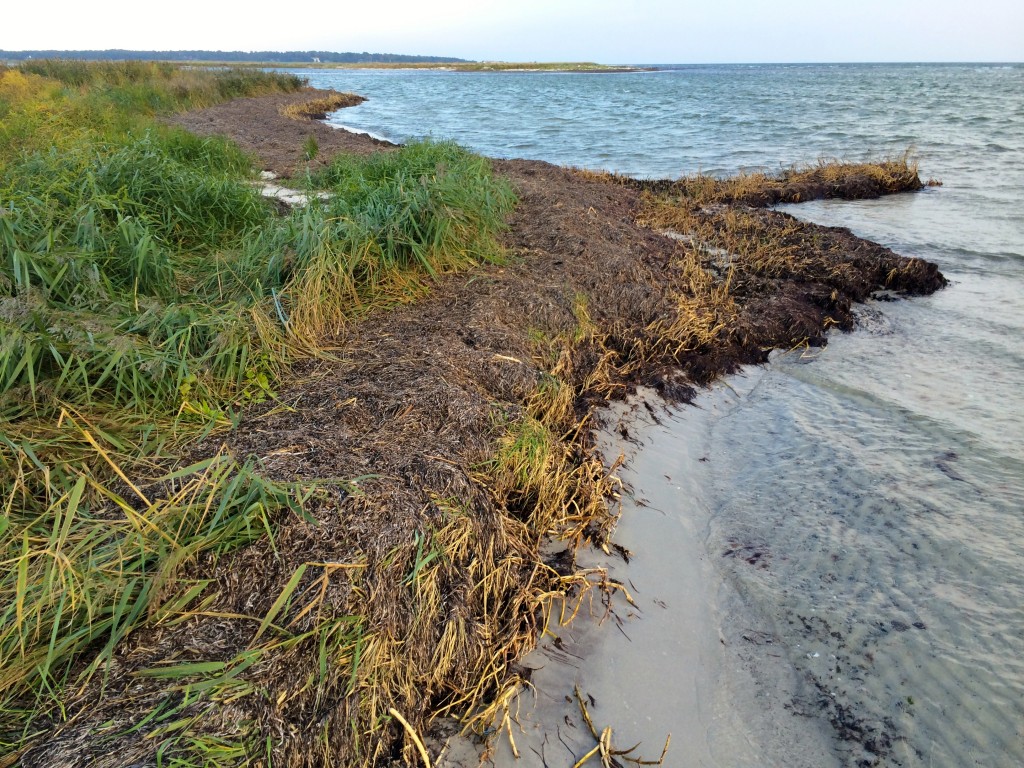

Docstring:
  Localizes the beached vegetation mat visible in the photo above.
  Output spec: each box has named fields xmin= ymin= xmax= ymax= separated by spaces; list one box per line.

xmin=2 ymin=61 xmax=947 ymax=767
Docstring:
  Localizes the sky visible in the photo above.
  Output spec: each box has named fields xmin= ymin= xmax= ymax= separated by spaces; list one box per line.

xmin=3 ymin=0 xmax=1022 ymax=63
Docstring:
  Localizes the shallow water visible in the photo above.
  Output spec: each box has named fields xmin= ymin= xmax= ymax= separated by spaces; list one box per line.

xmin=697 ymin=329 xmax=1024 ymax=766
xmin=438 ymin=392 xmax=846 ymax=768
xmin=297 ymin=64 xmax=1024 ymax=765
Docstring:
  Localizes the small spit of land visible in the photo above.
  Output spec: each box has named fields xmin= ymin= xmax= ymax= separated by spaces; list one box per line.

xmin=0 ymin=63 xmax=944 ymax=767
xmin=165 ymin=62 xmax=648 ymax=74
xmin=169 ymin=89 xmax=390 ymax=176
xmin=276 ymin=62 xmax=652 ymax=73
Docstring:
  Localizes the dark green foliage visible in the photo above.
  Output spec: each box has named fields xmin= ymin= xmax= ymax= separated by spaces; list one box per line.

xmin=311 ymin=140 xmax=515 ymax=276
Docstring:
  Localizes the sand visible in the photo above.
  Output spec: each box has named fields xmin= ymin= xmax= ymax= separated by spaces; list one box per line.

xmin=439 ymin=385 xmax=840 ymax=767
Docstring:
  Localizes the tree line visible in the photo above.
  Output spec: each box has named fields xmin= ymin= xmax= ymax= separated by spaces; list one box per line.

xmin=0 ymin=49 xmax=469 ymax=63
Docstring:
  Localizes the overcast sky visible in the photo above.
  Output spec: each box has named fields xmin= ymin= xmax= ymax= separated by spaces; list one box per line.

xmin=4 ymin=0 xmax=1022 ymax=63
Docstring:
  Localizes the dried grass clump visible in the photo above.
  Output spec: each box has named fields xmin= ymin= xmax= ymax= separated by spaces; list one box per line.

xmin=624 ymin=154 xmax=927 ymax=208
xmin=633 ymin=156 xmax=947 ymax=354
xmin=639 ymin=194 xmax=827 ymax=284
xmin=279 ymin=93 xmax=366 ymax=121
xmin=638 ymin=187 xmax=946 ymax=309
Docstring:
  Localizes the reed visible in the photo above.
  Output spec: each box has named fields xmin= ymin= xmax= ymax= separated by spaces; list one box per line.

xmin=0 ymin=62 xmax=517 ymax=764
xmin=280 ymin=141 xmax=515 ymax=337
xmin=18 ymin=59 xmax=303 ymax=110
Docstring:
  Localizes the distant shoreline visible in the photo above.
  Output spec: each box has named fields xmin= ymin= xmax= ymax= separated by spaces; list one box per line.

xmin=253 ymin=62 xmax=657 ymax=73
xmin=0 ymin=51 xmax=654 ymax=73
xmin=171 ymin=61 xmax=656 ymax=74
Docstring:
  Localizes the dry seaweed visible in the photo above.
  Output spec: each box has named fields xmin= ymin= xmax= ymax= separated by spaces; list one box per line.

xmin=14 ymin=107 xmax=947 ymax=768
xmin=279 ymin=93 xmax=367 ymax=121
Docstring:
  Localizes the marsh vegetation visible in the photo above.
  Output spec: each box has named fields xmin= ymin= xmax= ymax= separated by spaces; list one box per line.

xmin=0 ymin=60 xmax=944 ymax=767
xmin=0 ymin=62 xmax=514 ymax=766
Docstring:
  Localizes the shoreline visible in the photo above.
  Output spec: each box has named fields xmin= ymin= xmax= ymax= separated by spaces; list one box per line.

xmin=444 ymin=385 xmax=843 ymax=768
xmin=21 ymin=87 xmax=948 ymax=767
xmin=442 ymin=383 xmax=842 ymax=767
xmin=183 ymin=61 xmax=657 ymax=74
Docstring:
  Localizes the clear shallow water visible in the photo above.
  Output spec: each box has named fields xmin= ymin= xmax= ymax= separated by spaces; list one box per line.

xmin=298 ymin=64 xmax=1024 ymax=765
xmin=702 ymin=345 xmax=1024 ymax=766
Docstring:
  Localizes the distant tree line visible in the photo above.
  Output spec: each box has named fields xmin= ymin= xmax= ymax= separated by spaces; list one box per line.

xmin=0 ymin=50 xmax=470 ymax=63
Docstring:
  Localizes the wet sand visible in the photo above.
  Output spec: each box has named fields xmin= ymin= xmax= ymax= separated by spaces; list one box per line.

xmin=442 ymin=386 xmax=840 ymax=767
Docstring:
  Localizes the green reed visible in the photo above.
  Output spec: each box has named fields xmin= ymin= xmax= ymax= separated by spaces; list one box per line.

xmin=0 ymin=61 xmax=514 ymax=761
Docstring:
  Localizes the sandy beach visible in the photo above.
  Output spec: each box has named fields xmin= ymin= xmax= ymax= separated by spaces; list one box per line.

xmin=440 ymin=385 xmax=841 ymax=767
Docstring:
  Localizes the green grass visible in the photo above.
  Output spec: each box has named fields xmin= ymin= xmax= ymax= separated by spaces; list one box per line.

xmin=304 ymin=140 xmax=513 ymax=300
xmin=18 ymin=59 xmax=304 ymax=110
xmin=0 ymin=61 xmax=515 ymax=762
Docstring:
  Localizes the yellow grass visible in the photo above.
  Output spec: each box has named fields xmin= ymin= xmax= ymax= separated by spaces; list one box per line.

xmin=279 ymin=92 xmax=365 ymax=120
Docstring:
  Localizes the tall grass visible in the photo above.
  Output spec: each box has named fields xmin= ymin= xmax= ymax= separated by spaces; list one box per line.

xmin=0 ymin=64 xmax=303 ymax=163
xmin=281 ymin=141 xmax=514 ymax=334
xmin=18 ymin=59 xmax=304 ymax=112
xmin=0 ymin=61 xmax=515 ymax=761
xmin=0 ymin=132 xmax=275 ymax=415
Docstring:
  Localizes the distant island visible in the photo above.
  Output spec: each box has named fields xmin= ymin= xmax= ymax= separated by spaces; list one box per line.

xmin=0 ymin=49 xmax=469 ymax=64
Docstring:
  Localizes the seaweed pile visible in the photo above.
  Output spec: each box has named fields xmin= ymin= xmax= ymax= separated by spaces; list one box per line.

xmin=8 ymin=81 xmax=945 ymax=768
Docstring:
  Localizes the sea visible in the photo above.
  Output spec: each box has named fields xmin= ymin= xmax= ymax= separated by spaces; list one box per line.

xmin=295 ymin=64 xmax=1024 ymax=766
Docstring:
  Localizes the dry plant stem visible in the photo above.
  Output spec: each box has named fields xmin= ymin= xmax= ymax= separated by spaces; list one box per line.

xmin=573 ymin=686 xmax=670 ymax=767
xmin=387 ymin=708 xmax=432 ymax=768
xmin=576 ymin=684 xmax=600 ymax=739
xmin=502 ymin=711 xmax=520 ymax=759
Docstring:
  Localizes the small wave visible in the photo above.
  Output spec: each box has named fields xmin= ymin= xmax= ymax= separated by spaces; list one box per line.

xmin=326 ymin=122 xmax=392 ymax=143
xmin=931 ymin=244 xmax=1024 ymax=263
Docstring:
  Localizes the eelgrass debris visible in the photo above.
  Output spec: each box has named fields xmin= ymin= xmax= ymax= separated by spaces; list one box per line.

xmin=1 ymin=60 xmax=948 ymax=768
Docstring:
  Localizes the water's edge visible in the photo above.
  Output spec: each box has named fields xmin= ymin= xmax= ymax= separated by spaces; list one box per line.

xmin=298 ymin=63 xmax=1024 ymax=767
xmin=441 ymin=381 xmax=844 ymax=768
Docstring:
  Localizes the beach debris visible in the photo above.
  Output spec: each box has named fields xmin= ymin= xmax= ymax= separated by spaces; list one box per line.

xmin=570 ymin=685 xmax=671 ymax=767
xmin=252 ymin=170 xmax=332 ymax=207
